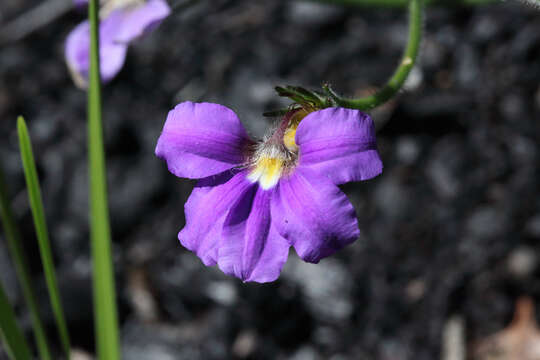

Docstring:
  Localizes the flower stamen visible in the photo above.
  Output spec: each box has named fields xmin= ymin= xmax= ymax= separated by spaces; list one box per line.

xmin=247 ymin=108 xmax=311 ymax=189
xmin=247 ymin=144 xmax=293 ymax=190
xmin=283 ymin=127 xmax=297 ymax=152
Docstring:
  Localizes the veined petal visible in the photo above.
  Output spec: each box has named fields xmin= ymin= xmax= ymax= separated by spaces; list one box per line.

xmin=179 ymin=170 xmax=251 ymax=266
xmin=271 ymin=167 xmax=360 ymax=263
xmin=218 ymin=185 xmax=290 ymax=283
xmin=296 ymin=107 xmax=383 ymax=185
xmin=113 ymin=0 xmax=171 ymax=44
xmin=65 ymin=19 xmax=127 ymax=87
xmin=156 ymin=102 xmax=252 ymax=179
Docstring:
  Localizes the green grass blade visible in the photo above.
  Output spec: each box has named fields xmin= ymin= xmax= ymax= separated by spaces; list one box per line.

xmin=17 ymin=116 xmax=71 ymax=359
xmin=88 ymin=0 xmax=121 ymax=359
xmin=0 ymin=281 xmax=32 ymax=360
xmin=0 ymin=161 xmax=51 ymax=360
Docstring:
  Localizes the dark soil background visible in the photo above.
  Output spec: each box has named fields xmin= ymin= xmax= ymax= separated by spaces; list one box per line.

xmin=1 ymin=0 xmax=540 ymax=359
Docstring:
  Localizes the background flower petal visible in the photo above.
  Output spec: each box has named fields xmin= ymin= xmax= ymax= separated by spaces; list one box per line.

xmin=218 ymin=187 xmax=290 ymax=283
xmin=65 ymin=19 xmax=127 ymax=88
xmin=113 ymin=0 xmax=171 ymax=44
xmin=179 ymin=170 xmax=251 ymax=266
xmin=99 ymin=14 xmax=130 ymax=81
xmin=296 ymin=107 xmax=383 ymax=185
xmin=155 ymin=102 xmax=252 ymax=179
xmin=271 ymin=167 xmax=360 ymax=263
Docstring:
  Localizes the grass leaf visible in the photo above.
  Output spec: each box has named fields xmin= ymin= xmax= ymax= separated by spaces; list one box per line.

xmin=0 ymin=159 xmax=51 ymax=360
xmin=17 ymin=116 xmax=71 ymax=359
xmin=0 ymin=281 xmax=32 ymax=360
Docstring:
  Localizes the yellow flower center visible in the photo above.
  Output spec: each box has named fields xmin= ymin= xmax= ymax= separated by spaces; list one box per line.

xmin=247 ymin=108 xmax=310 ymax=190
xmin=247 ymin=156 xmax=285 ymax=190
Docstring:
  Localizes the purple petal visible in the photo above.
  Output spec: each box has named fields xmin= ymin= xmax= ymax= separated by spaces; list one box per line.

xmin=271 ymin=167 xmax=360 ymax=263
xmin=155 ymin=102 xmax=252 ymax=179
xmin=113 ymin=0 xmax=171 ymax=43
xmin=218 ymin=185 xmax=290 ymax=283
xmin=296 ymin=107 xmax=383 ymax=185
xmin=179 ymin=170 xmax=251 ymax=266
xmin=65 ymin=19 xmax=127 ymax=87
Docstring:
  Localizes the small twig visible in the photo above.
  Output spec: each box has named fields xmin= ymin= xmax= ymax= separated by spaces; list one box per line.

xmin=0 ymin=0 xmax=73 ymax=46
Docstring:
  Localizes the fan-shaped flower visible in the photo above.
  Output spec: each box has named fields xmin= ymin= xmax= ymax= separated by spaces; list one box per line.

xmin=156 ymin=102 xmax=383 ymax=283
xmin=65 ymin=0 xmax=170 ymax=87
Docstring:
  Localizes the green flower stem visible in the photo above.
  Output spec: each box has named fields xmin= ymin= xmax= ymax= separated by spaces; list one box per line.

xmin=311 ymin=0 xmax=499 ymax=7
xmin=0 ymin=163 xmax=51 ymax=360
xmin=88 ymin=0 xmax=120 ymax=359
xmin=17 ymin=116 xmax=71 ymax=360
xmin=331 ymin=0 xmax=423 ymax=110
xmin=0 ymin=281 xmax=32 ymax=360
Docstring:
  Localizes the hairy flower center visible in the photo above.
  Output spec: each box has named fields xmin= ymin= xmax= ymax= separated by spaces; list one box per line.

xmin=246 ymin=109 xmax=310 ymax=190
xmin=247 ymin=144 xmax=296 ymax=190
xmin=248 ymin=156 xmax=284 ymax=190
xmin=100 ymin=0 xmax=145 ymax=17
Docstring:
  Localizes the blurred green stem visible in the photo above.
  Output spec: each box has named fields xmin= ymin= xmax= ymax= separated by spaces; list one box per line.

xmin=326 ymin=0 xmax=423 ymax=110
xmin=0 ymin=281 xmax=32 ymax=360
xmin=88 ymin=0 xmax=121 ymax=359
xmin=0 ymin=163 xmax=51 ymax=360
xmin=312 ymin=0 xmax=499 ymax=7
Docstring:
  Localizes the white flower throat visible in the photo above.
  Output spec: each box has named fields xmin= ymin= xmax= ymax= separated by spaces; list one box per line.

xmin=247 ymin=110 xmax=307 ymax=190
xmin=247 ymin=143 xmax=296 ymax=190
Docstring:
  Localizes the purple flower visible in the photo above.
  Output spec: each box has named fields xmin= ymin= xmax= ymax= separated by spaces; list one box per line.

xmin=65 ymin=0 xmax=170 ymax=88
xmin=156 ymin=102 xmax=383 ymax=283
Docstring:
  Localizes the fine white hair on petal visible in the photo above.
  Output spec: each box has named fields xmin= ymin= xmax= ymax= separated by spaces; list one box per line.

xmin=247 ymin=145 xmax=285 ymax=190
xmin=247 ymin=143 xmax=297 ymax=190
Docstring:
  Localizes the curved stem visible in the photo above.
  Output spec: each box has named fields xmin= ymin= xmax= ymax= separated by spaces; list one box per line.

xmin=334 ymin=0 xmax=423 ymax=110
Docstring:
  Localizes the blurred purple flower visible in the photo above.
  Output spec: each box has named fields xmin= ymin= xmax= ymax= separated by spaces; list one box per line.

xmin=155 ymin=102 xmax=383 ymax=283
xmin=65 ymin=0 xmax=170 ymax=88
